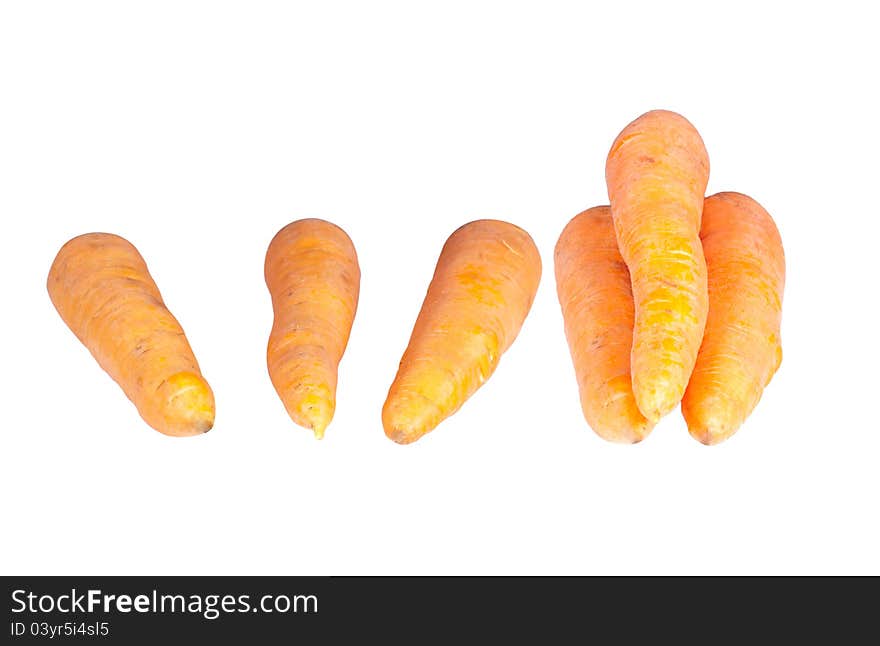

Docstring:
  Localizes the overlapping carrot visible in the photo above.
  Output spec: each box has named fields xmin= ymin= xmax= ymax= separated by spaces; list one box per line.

xmin=265 ymin=219 xmax=360 ymax=438
xmin=48 ymin=233 xmax=215 ymax=436
xmin=682 ymin=192 xmax=785 ymax=444
xmin=555 ymin=206 xmax=655 ymax=443
xmin=606 ymin=109 xmax=710 ymax=421
xmin=383 ymin=219 xmax=541 ymax=444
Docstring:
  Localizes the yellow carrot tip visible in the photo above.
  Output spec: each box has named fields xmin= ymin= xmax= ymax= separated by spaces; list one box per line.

xmin=633 ymin=381 xmax=677 ymax=423
xmin=157 ymin=371 xmax=216 ymax=437
xmin=289 ymin=394 xmax=333 ymax=440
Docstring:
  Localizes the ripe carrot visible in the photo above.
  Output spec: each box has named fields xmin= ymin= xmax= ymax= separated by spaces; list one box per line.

xmin=383 ymin=219 xmax=541 ymax=444
xmin=265 ymin=219 xmax=360 ymax=438
xmin=606 ymin=109 xmax=710 ymax=421
xmin=47 ymin=233 xmax=214 ymax=436
xmin=682 ymin=192 xmax=785 ymax=445
xmin=554 ymin=206 xmax=655 ymax=443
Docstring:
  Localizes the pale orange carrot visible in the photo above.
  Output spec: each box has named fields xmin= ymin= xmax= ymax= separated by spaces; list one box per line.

xmin=682 ymin=192 xmax=785 ymax=445
xmin=383 ymin=219 xmax=541 ymax=444
xmin=265 ymin=219 xmax=360 ymax=438
xmin=554 ymin=206 xmax=655 ymax=443
xmin=47 ymin=233 xmax=214 ymax=436
xmin=606 ymin=109 xmax=710 ymax=421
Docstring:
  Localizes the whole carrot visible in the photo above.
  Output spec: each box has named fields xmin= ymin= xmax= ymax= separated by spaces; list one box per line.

xmin=606 ymin=109 xmax=710 ymax=421
xmin=47 ymin=233 xmax=214 ymax=436
xmin=682 ymin=192 xmax=785 ymax=445
xmin=265 ymin=219 xmax=360 ymax=438
xmin=383 ymin=219 xmax=541 ymax=444
xmin=554 ymin=207 xmax=655 ymax=443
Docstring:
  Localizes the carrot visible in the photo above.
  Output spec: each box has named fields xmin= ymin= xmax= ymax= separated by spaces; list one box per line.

xmin=554 ymin=206 xmax=655 ymax=443
xmin=47 ymin=233 xmax=214 ymax=436
xmin=605 ymin=109 xmax=710 ymax=421
xmin=681 ymin=192 xmax=785 ymax=445
xmin=383 ymin=219 xmax=541 ymax=444
xmin=265 ymin=219 xmax=360 ymax=438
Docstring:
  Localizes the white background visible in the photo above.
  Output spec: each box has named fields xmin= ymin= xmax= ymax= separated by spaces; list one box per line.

xmin=1 ymin=1 xmax=877 ymax=575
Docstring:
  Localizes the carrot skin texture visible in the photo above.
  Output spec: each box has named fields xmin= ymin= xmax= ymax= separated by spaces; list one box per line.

xmin=265 ymin=219 xmax=360 ymax=438
xmin=383 ymin=219 xmax=541 ymax=444
xmin=606 ymin=109 xmax=710 ymax=421
xmin=47 ymin=233 xmax=215 ymax=436
xmin=682 ymin=192 xmax=785 ymax=445
xmin=554 ymin=207 xmax=655 ymax=443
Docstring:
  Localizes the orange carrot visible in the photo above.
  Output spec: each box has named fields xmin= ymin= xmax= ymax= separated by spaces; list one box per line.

xmin=554 ymin=206 xmax=655 ymax=443
xmin=47 ymin=233 xmax=214 ymax=436
xmin=383 ymin=219 xmax=541 ymax=444
xmin=265 ymin=219 xmax=360 ymax=438
xmin=606 ymin=109 xmax=710 ymax=421
xmin=682 ymin=192 xmax=785 ymax=445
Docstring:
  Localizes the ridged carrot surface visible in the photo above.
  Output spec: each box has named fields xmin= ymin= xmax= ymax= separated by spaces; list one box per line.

xmin=554 ymin=207 xmax=655 ymax=443
xmin=383 ymin=219 xmax=541 ymax=444
xmin=47 ymin=233 xmax=214 ymax=436
xmin=682 ymin=192 xmax=785 ymax=445
xmin=606 ymin=109 xmax=710 ymax=421
xmin=265 ymin=219 xmax=360 ymax=438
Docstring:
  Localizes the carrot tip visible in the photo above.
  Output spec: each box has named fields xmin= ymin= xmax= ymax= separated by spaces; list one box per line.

xmin=193 ymin=418 xmax=214 ymax=434
xmin=158 ymin=417 xmax=214 ymax=437
xmin=682 ymin=395 xmax=744 ymax=446
xmin=591 ymin=422 xmax=653 ymax=445
xmin=621 ymin=429 xmax=651 ymax=444
xmin=689 ymin=429 xmax=723 ymax=446
xmin=384 ymin=426 xmax=420 ymax=445
xmin=687 ymin=424 xmax=737 ymax=446
xmin=633 ymin=382 xmax=679 ymax=423
xmin=154 ymin=372 xmax=216 ymax=437
xmin=684 ymin=411 xmax=739 ymax=445
xmin=281 ymin=390 xmax=334 ymax=438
